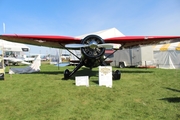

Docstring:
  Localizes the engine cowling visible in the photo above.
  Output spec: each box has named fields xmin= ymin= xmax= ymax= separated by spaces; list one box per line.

xmin=81 ymin=35 xmax=105 ymax=67
xmin=81 ymin=35 xmax=105 ymax=58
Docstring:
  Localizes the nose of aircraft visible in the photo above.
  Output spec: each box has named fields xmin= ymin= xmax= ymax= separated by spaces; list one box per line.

xmin=89 ymin=39 xmax=98 ymax=49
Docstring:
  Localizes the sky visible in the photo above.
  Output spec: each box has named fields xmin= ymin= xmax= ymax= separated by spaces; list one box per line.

xmin=0 ymin=0 xmax=180 ymax=55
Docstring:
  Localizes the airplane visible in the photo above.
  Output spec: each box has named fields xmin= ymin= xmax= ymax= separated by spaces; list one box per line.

xmin=0 ymin=33 xmax=180 ymax=80
xmin=4 ymin=56 xmax=34 ymax=66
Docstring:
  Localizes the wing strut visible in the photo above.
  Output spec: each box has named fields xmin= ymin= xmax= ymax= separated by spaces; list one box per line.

xmin=59 ymin=43 xmax=81 ymax=60
xmin=104 ymin=43 xmax=125 ymax=60
xmin=104 ymin=49 xmax=118 ymax=61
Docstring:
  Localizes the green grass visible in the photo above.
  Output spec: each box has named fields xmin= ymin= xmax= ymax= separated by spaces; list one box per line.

xmin=0 ymin=64 xmax=180 ymax=120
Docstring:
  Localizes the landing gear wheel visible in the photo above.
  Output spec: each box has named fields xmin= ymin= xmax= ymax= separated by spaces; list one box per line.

xmin=113 ymin=70 xmax=121 ymax=80
xmin=64 ymin=69 xmax=70 ymax=80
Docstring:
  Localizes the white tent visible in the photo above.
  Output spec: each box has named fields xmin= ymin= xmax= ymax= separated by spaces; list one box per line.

xmin=9 ymin=55 xmax=41 ymax=74
xmin=153 ymin=42 xmax=180 ymax=69
xmin=76 ymin=28 xmax=125 ymax=39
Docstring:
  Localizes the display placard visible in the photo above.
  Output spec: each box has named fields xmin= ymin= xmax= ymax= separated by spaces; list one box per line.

xmin=99 ymin=66 xmax=112 ymax=88
xmin=75 ymin=76 xmax=89 ymax=87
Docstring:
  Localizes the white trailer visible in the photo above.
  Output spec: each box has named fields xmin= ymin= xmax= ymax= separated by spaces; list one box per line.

xmin=0 ymin=39 xmax=30 ymax=57
xmin=112 ymin=46 xmax=154 ymax=68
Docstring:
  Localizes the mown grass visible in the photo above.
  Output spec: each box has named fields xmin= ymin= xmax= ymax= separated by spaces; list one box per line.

xmin=0 ymin=63 xmax=180 ymax=120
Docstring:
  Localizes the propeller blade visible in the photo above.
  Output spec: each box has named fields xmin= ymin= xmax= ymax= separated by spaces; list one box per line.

xmin=98 ymin=43 xmax=121 ymax=49
xmin=65 ymin=44 xmax=89 ymax=48
xmin=65 ymin=43 xmax=121 ymax=49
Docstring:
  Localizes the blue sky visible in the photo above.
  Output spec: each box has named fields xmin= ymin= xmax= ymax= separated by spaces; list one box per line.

xmin=0 ymin=0 xmax=180 ymax=54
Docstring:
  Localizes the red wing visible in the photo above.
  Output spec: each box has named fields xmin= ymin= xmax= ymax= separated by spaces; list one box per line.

xmin=104 ymin=36 xmax=180 ymax=48
xmin=1 ymin=34 xmax=180 ymax=49
xmin=0 ymin=34 xmax=81 ymax=48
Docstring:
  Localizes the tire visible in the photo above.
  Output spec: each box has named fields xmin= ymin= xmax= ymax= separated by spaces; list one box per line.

xmin=64 ymin=69 xmax=70 ymax=80
xmin=113 ymin=70 xmax=121 ymax=80
xmin=119 ymin=62 xmax=125 ymax=68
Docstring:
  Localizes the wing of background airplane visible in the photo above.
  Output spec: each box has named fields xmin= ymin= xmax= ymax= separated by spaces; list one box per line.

xmin=4 ymin=57 xmax=31 ymax=65
xmin=0 ymin=34 xmax=180 ymax=49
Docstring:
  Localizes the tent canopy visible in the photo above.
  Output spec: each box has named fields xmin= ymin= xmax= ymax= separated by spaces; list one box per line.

xmin=153 ymin=42 xmax=180 ymax=51
xmin=153 ymin=42 xmax=180 ymax=69
xmin=9 ymin=55 xmax=41 ymax=74
xmin=76 ymin=28 xmax=125 ymax=39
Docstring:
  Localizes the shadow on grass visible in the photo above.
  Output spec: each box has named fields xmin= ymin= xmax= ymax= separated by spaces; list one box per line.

xmin=7 ymin=71 xmax=64 ymax=75
xmin=66 ymin=68 xmax=98 ymax=80
xmin=159 ymin=87 xmax=180 ymax=103
xmin=74 ymin=68 xmax=98 ymax=76
xmin=92 ymin=80 xmax=99 ymax=84
xmin=35 ymin=68 xmax=153 ymax=76
xmin=159 ymin=97 xmax=180 ymax=103
xmin=6 ymin=67 xmax=153 ymax=81
xmin=35 ymin=71 xmax=63 ymax=75
xmin=163 ymin=87 xmax=180 ymax=93
xmin=120 ymin=69 xmax=153 ymax=74
xmin=58 ymin=67 xmax=98 ymax=80
xmin=15 ymin=67 xmax=97 ymax=75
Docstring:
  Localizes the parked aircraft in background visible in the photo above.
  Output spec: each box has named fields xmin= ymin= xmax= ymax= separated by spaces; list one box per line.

xmin=0 ymin=31 xmax=180 ymax=79
xmin=4 ymin=56 xmax=34 ymax=66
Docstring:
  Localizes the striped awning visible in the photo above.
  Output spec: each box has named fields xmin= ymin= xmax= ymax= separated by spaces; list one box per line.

xmin=153 ymin=42 xmax=180 ymax=51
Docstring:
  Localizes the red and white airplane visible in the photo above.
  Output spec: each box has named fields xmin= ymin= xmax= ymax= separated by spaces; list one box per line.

xmin=0 ymin=33 xmax=180 ymax=79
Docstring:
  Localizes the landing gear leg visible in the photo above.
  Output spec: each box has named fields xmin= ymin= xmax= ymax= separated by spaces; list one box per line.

xmin=63 ymin=61 xmax=84 ymax=80
xmin=100 ymin=61 xmax=107 ymax=66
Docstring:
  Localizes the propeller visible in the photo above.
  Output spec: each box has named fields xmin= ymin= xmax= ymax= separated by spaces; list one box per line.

xmin=65 ymin=44 xmax=89 ymax=48
xmin=65 ymin=43 xmax=121 ymax=49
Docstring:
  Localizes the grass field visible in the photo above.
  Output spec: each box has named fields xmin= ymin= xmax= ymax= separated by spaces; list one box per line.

xmin=0 ymin=63 xmax=180 ymax=120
